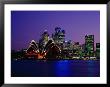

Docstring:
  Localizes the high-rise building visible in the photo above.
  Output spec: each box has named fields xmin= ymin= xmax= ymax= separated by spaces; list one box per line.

xmin=85 ymin=35 xmax=94 ymax=57
xmin=80 ymin=44 xmax=86 ymax=57
xmin=73 ymin=42 xmax=80 ymax=57
xmin=96 ymin=43 xmax=100 ymax=59
xmin=42 ymin=30 xmax=49 ymax=45
xmin=39 ymin=30 xmax=49 ymax=52
xmin=52 ymin=27 xmax=65 ymax=45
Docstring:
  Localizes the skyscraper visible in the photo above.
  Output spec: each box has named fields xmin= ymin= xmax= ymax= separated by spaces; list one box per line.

xmin=73 ymin=42 xmax=80 ymax=57
xmin=52 ymin=27 xmax=65 ymax=45
xmin=96 ymin=43 xmax=100 ymax=59
xmin=85 ymin=35 xmax=94 ymax=57
xmin=39 ymin=30 xmax=49 ymax=52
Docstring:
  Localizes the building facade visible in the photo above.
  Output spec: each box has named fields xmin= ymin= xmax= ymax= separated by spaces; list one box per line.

xmin=39 ymin=30 xmax=49 ymax=52
xmin=96 ymin=43 xmax=100 ymax=59
xmin=85 ymin=35 xmax=94 ymax=57
xmin=52 ymin=27 xmax=65 ymax=45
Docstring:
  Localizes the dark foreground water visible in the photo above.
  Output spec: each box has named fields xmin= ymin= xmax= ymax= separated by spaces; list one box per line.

xmin=11 ymin=59 xmax=100 ymax=77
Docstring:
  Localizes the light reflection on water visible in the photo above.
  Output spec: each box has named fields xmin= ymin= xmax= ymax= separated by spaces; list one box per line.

xmin=11 ymin=59 xmax=100 ymax=77
xmin=55 ymin=60 xmax=70 ymax=76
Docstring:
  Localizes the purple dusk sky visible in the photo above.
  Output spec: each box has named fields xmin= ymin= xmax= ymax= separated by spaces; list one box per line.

xmin=11 ymin=11 xmax=100 ymax=50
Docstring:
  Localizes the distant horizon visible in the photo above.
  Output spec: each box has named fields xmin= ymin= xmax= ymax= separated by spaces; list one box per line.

xmin=11 ymin=11 xmax=100 ymax=50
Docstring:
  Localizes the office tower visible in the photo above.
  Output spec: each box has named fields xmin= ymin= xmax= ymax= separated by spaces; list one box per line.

xmin=96 ymin=43 xmax=100 ymax=59
xmin=80 ymin=44 xmax=86 ymax=57
xmin=39 ymin=30 xmax=49 ymax=52
xmin=82 ymin=44 xmax=85 ymax=52
xmin=85 ymin=35 xmax=94 ymax=57
xmin=67 ymin=40 xmax=73 ymax=58
xmin=41 ymin=30 xmax=49 ymax=45
xmin=73 ymin=42 xmax=80 ymax=57
xmin=52 ymin=27 xmax=65 ymax=45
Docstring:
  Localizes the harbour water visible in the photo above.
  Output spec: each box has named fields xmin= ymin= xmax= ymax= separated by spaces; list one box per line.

xmin=11 ymin=59 xmax=100 ymax=77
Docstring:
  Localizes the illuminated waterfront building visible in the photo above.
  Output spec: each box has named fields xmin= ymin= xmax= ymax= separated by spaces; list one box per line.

xmin=26 ymin=40 xmax=39 ymax=53
xmin=80 ymin=44 xmax=86 ymax=57
xmin=44 ymin=39 xmax=61 ymax=59
xmin=73 ymin=42 xmax=80 ymax=57
xmin=24 ymin=27 xmax=99 ymax=60
xmin=63 ymin=40 xmax=73 ymax=58
xmin=39 ymin=30 xmax=49 ymax=52
xmin=96 ymin=43 xmax=100 ymax=59
xmin=63 ymin=40 xmax=73 ymax=50
xmin=52 ymin=27 xmax=65 ymax=45
xmin=25 ymin=40 xmax=39 ymax=58
xmin=85 ymin=35 xmax=94 ymax=57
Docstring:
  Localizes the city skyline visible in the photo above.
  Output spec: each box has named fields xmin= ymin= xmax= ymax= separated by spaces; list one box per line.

xmin=11 ymin=11 xmax=100 ymax=50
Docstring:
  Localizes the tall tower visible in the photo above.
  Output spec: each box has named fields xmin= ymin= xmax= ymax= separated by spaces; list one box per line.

xmin=85 ymin=35 xmax=94 ymax=56
xmin=39 ymin=30 xmax=49 ymax=52
xmin=52 ymin=27 xmax=65 ymax=44
xmin=96 ymin=43 xmax=100 ymax=59
xmin=42 ymin=30 xmax=49 ymax=45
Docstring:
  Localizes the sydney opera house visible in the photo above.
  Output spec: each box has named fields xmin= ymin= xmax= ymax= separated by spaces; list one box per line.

xmin=25 ymin=39 xmax=62 ymax=59
xmin=21 ymin=27 xmax=100 ymax=60
xmin=25 ymin=27 xmax=64 ymax=60
xmin=11 ymin=27 xmax=100 ymax=60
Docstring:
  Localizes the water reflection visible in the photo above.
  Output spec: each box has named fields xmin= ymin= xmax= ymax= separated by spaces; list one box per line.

xmin=55 ymin=60 xmax=70 ymax=76
xmin=87 ymin=60 xmax=100 ymax=76
xmin=11 ymin=60 xmax=100 ymax=77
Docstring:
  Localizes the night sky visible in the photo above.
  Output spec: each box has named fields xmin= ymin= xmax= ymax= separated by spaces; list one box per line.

xmin=11 ymin=11 xmax=100 ymax=50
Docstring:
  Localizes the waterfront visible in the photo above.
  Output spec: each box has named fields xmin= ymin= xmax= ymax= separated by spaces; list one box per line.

xmin=11 ymin=59 xmax=100 ymax=77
